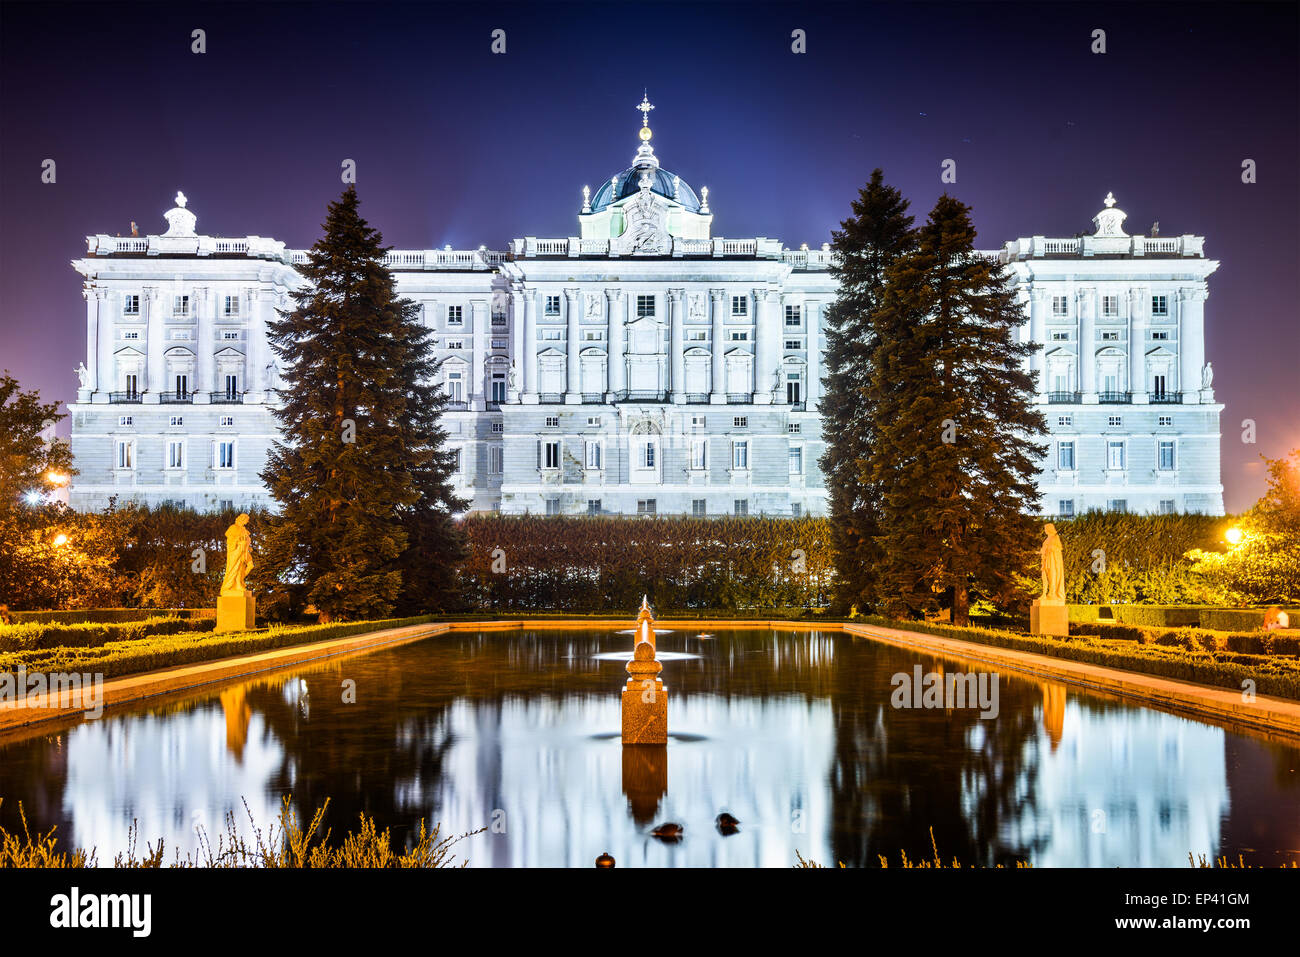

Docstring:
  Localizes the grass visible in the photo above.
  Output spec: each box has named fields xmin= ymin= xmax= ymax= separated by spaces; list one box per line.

xmin=0 ymin=796 xmax=481 ymax=868
xmin=855 ymin=615 xmax=1300 ymax=701
xmin=0 ymin=615 xmax=435 ymax=683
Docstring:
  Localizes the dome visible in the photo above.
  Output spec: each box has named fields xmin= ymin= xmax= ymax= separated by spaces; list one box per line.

xmin=589 ymin=166 xmax=702 ymax=214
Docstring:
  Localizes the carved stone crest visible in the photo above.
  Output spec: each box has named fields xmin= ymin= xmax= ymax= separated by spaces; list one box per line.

xmin=614 ymin=186 xmax=670 ymax=256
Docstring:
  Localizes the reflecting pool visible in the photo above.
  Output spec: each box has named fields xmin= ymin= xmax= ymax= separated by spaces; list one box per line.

xmin=1 ymin=628 xmax=1297 ymax=867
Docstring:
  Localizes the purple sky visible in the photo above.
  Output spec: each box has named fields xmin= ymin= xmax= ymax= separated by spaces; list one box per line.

xmin=1 ymin=1 xmax=1295 ymax=511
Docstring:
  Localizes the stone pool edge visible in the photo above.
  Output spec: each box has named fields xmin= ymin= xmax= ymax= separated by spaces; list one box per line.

xmin=4 ymin=617 xmax=1299 ymax=741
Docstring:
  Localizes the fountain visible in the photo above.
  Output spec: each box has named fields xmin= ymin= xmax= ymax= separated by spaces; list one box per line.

xmin=622 ymin=596 xmax=667 ymax=744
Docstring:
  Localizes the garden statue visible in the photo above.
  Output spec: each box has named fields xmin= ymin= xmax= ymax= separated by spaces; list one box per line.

xmin=216 ymin=513 xmax=256 ymax=633
xmin=1030 ymin=523 xmax=1069 ymax=637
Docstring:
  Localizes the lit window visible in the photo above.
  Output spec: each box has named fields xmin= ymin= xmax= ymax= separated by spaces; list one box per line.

xmin=166 ymin=440 xmax=184 ymax=470
xmin=216 ymin=441 xmax=236 ymax=469
xmin=789 ymin=447 xmax=803 ymax=475
xmin=732 ymin=440 xmax=749 ymax=469
xmin=542 ymin=440 xmax=560 ymax=470
xmin=116 ymin=439 xmax=135 ymax=469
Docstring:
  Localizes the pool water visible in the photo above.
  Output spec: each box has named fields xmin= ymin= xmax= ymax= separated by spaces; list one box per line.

xmin=1 ymin=628 xmax=1297 ymax=867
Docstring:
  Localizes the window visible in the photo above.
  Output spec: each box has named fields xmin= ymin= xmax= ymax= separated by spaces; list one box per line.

xmin=785 ymin=339 xmax=802 ymax=350
xmin=115 ymin=439 xmax=135 ymax=469
xmin=1057 ymin=415 xmax=1073 ymax=427
xmin=545 ymin=498 xmax=561 ymax=516
xmin=1158 ymin=440 xmax=1176 ymax=471
xmin=734 ymin=499 xmax=748 ymax=516
xmin=786 ymin=374 xmax=802 ymax=405
xmin=1058 ymin=441 xmax=1076 ymax=471
xmin=641 ymin=441 xmax=655 ymax=468
xmin=692 ymin=499 xmax=707 ymax=517
xmin=730 ymin=295 xmax=748 ymax=317
xmin=122 ymin=295 xmax=140 ymax=316
xmin=690 ymin=438 xmax=708 ymax=470
xmin=541 ymin=329 xmax=562 ymax=340
xmin=123 ymin=374 xmax=140 ymax=398
xmin=172 ymin=295 xmax=190 ymax=317
xmin=174 ymin=374 xmax=189 ymax=396
xmin=784 ymin=305 xmax=801 ymax=327
xmin=1107 ymin=499 xmax=1128 ymax=513
xmin=1150 ymin=331 xmax=1169 ymax=341
xmin=223 ymin=374 xmax=239 ymax=397
xmin=634 ymin=294 xmax=653 ymax=318
xmin=1151 ymin=295 xmax=1168 ymax=316
xmin=1159 ymin=499 xmax=1177 ymax=514
xmin=491 ymin=421 xmax=504 ymax=434
xmin=166 ymin=440 xmax=184 ymax=470
xmin=546 ymin=296 xmax=562 ymax=317
xmin=542 ymin=440 xmax=560 ymax=470
xmin=118 ymin=415 xmax=133 ymax=427
xmin=729 ymin=330 xmax=749 ymax=341
xmin=585 ymin=441 xmax=602 ymax=470
xmin=446 ymin=340 xmax=464 ymax=350
xmin=1107 ymin=440 xmax=1126 ymax=470
xmin=491 ymin=376 xmax=506 ymax=403
xmin=587 ymin=499 xmax=602 ymax=515
xmin=637 ymin=499 xmax=657 ymax=515
xmin=789 ymin=447 xmax=804 ymax=475
xmin=1051 ymin=331 xmax=1070 ymax=341
xmin=218 ymin=500 xmax=233 ymax=511
xmin=545 ymin=415 xmax=559 ymax=428
xmin=1107 ymin=415 xmax=1123 ymax=427
xmin=1151 ymin=374 xmax=1167 ymax=398
xmin=1058 ymin=499 xmax=1075 ymax=518
xmin=691 ymin=415 xmax=706 ymax=429
xmin=216 ymin=441 xmax=235 ymax=470
xmin=219 ymin=415 xmax=234 ymax=427
xmin=1100 ymin=331 xmax=1120 ymax=341
xmin=447 ymin=305 xmax=464 ymax=325
xmin=489 ymin=446 xmax=504 ymax=473
xmin=445 ymin=371 xmax=463 ymax=402
xmin=732 ymin=440 xmax=749 ymax=469
xmin=688 ymin=330 xmax=708 ymax=341
xmin=123 ymin=330 xmax=141 ymax=340
xmin=223 ymin=295 xmax=240 ymax=317
xmin=1101 ymin=295 xmax=1118 ymax=317
xmin=222 ymin=331 xmax=240 ymax=341
xmin=169 ymin=415 xmax=184 ymax=427
xmin=733 ymin=416 xmax=748 ymax=429
xmin=587 ymin=416 xmax=601 ymax=427
xmin=450 ymin=448 xmax=463 ymax=473
xmin=788 ymin=423 xmax=801 ymax=434
xmin=491 ymin=339 xmax=508 ymax=350
xmin=791 ymin=503 xmax=802 ymax=518
xmin=1158 ymin=415 xmax=1173 ymax=427
xmin=584 ymin=330 xmax=605 ymax=341
xmin=1051 ymin=296 xmax=1068 ymax=317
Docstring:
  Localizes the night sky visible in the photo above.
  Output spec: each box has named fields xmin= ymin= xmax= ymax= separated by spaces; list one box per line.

xmin=0 ymin=1 xmax=1295 ymax=511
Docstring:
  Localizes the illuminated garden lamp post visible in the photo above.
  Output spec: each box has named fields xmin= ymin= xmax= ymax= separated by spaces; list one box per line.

xmin=1225 ymin=527 xmax=1244 ymax=546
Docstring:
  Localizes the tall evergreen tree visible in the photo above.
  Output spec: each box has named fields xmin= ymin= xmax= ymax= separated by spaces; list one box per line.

xmin=866 ymin=195 xmax=1047 ymax=624
xmin=261 ymin=186 xmax=465 ymax=621
xmin=819 ymin=171 xmax=915 ymax=613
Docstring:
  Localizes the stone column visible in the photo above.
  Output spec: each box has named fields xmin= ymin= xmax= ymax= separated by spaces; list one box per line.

xmin=471 ymin=298 xmax=489 ymax=410
xmin=805 ymin=300 xmax=820 ymax=411
xmin=669 ymin=288 xmax=685 ymax=403
xmin=754 ymin=287 xmax=778 ymax=404
xmin=522 ymin=289 xmax=538 ymax=403
xmin=1179 ymin=287 xmax=1206 ymax=403
xmin=193 ymin=287 xmax=212 ymax=402
xmin=1029 ymin=287 xmax=1048 ymax=397
xmin=607 ymin=288 xmax=626 ymax=398
xmin=1129 ymin=287 xmax=1147 ymax=402
xmin=95 ymin=289 xmax=113 ymax=402
xmin=82 ymin=287 xmax=99 ymax=398
xmin=565 ymin=287 xmax=582 ymax=403
xmin=509 ymin=289 xmax=524 ymax=402
xmin=1077 ymin=287 xmax=1096 ymax=401
xmin=249 ymin=287 xmax=273 ymax=401
xmin=709 ymin=288 xmax=726 ymax=404
xmin=144 ymin=287 xmax=162 ymax=402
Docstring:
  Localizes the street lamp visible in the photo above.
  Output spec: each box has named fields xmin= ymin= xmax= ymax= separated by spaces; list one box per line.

xmin=52 ymin=533 xmax=69 ymax=547
xmin=1224 ymin=526 xmax=1244 ymax=546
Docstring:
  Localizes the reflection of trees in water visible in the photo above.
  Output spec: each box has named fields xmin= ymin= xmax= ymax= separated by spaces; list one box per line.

xmin=828 ymin=645 xmax=1046 ymax=868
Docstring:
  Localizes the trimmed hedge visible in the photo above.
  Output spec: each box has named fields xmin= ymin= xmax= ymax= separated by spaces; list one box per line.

xmin=1199 ymin=608 xmax=1300 ymax=632
xmin=0 ymin=616 xmax=217 ymax=653
xmin=6 ymin=608 xmax=214 ymax=625
xmin=0 ymin=616 xmax=436 ymax=683
xmin=855 ymin=615 xmax=1300 ymax=701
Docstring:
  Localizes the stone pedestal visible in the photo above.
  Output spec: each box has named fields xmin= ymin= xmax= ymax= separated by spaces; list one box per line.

xmin=1031 ymin=599 xmax=1068 ymax=637
xmin=622 ymin=639 xmax=667 ymax=744
xmin=216 ymin=594 xmax=255 ymax=633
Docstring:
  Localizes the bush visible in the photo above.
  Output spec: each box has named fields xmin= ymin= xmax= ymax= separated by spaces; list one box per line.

xmin=7 ymin=608 xmax=214 ymax=625
xmin=0 ymin=616 xmax=216 ymax=653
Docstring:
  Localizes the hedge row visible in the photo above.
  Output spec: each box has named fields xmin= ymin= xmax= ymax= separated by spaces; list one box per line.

xmin=855 ymin=615 xmax=1300 ymax=701
xmin=6 ymin=608 xmax=215 ymax=625
xmin=0 ymin=616 xmax=217 ymax=653
xmin=1069 ymin=621 xmax=1300 ymax=656
xmin=1068 ymin=604 xmax=1300 ymax=631
xmin=0 ymin=616 xmax=436 ymax=682
xmin=458 ymin=515 xmax=834 ymax=612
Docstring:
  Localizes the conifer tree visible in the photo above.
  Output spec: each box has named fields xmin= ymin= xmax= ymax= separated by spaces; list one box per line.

xmin=260 ymin=186 xmax=465 ymax=621
xmin=819 ymin=170 xmax=915 ymax=613
xmin=866 ymin=195 xmax=1047 ymax=624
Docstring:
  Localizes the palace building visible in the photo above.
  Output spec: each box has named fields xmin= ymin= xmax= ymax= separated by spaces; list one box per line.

xmin=66 ymin=98 xmax=1224 ymax=517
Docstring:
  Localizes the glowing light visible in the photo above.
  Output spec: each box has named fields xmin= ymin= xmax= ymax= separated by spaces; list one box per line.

xmin=47 ymin=471 xmax=69 ymax=486
xmin=23 ymin=491 xmax=43 ymax=505
xmin=52 ymin=533 xmax=69 ymax=547
xmin=1225 ymin=527 xmax=1243 ymax=545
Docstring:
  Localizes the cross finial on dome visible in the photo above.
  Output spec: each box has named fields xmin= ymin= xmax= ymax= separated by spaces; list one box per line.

xmin=636 ymin=91 xmax=654 ymax=128
xmin=1103 ymin=191 xmax=1116 ymax=208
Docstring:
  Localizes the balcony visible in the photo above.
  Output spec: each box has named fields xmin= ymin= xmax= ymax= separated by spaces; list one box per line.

xmin=159 ymin=391 xmax=193 ymax=404
xmin=485 ymin=401 xmax=502 ymax=412
xmin=1149 ymin=392 xmax=1183 ymax=405
xmin=537 ymin=393 xmax=565 ymax=404
xmin=726 ymin=393 xmax=754 ymax=405
xmin=612 ymin=390 xmax=667 ymax=403
xmin=1046 ymin=391 xmax=1081 ymax=404
xmin=581 ymin=393 xmax=604 ymax=404
xmin=209 ymin=392 xmax=244 ymax=405
xmin=684 ymin=393 xmax=710 ymax=404
xmin=787 ymin=400 xmax=807 ymax=412
xmin=110 ymin=392 xmax=142 ymax=404
xmin=1098 ymin=391 xmax=1132 ymax=404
